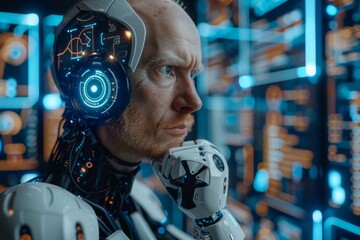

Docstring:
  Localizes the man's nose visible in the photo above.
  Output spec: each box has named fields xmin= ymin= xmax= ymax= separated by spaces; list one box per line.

xmin=172 ymin=76 xmax=202 ymax=114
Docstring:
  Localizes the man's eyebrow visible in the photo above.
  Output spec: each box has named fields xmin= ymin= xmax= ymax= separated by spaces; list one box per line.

xmin=147 ymin=55 xmax=178 ymax=66
xmin=147 ymin=55 xmax=204 ymax=72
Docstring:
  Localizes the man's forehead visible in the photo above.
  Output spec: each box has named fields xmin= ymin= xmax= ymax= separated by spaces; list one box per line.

xmin=129 ymin=0 xmax=189 ymax=20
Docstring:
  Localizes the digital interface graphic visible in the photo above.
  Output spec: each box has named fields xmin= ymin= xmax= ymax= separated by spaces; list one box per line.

xmin=198 ymin=0 xmax=324 ymax=239
xmin=54 ymin=11 xmax=132 ymax=83
xmin=324 ymin=0 xmax=360 ymax=238
xmin=0 ymin=12 xmax=40 ymax=179
xmin=0 ymin=12 xmax=39 ymax=109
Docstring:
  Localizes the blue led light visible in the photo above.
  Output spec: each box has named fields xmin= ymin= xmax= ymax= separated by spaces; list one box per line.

xmin=332 ymin=187 xmax=345 ymax=205
xmin=306 ymin=64 xmax=317 ymax=77
xmin=26 ymin=13 xmax=39 ymax=26
xmin=91 ymin=85 xmax=98 ymax=93
xmin=157 ymin=227 xmax=165 ymax=235
xmin=312 ymin=210 xmax=322 ymax=222
xmin=253 ymin=169 xmax=269 ymax=192
xmin=312 ymin=210 xmax=323 ymax=240
xmin=328 ymin=170 xmax=341 ymax=188
xmin=43 ymin=93 xmax=62 ymax=110
xmin=238 ymin=75 xmax=254 ymax=89
xmin=100 ymin=32 xmax=104 ymax=45
xmin=326 ymin=5 xmax=338 ymax=16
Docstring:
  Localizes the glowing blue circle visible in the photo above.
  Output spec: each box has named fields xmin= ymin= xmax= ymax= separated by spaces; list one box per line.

xmin=326 ymin=5 xmax=338 ymax=16
xmin=91 ymin=85 xmax=98 ymax=93
xmin=238 ymin=75 xmax=254 ymax=89
xmin=81 ymin=71 xmax=110 ymax=109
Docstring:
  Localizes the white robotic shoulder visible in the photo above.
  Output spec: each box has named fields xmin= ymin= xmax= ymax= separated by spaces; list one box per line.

xmin=0 ymin=182 xmax=99 ymax=240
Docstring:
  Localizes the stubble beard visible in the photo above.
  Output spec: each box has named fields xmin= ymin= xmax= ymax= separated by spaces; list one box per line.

xmin=108 ymin=101 xmax=194 ymax=161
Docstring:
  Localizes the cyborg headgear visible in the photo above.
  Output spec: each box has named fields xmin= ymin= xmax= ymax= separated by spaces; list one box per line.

xmin=51 ymin=0 xmax=146 ymax=125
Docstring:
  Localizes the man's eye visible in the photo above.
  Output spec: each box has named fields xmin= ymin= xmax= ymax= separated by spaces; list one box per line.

xmin=159 ymin=66 xmax=174 ymax=76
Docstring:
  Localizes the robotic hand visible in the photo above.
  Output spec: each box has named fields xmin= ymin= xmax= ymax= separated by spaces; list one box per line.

xmin=153 ymin=139 xmax=245 ymax=240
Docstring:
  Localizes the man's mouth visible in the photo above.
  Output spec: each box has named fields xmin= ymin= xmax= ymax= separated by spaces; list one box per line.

xmin=165 ymin=123 xmax=189 ymax=136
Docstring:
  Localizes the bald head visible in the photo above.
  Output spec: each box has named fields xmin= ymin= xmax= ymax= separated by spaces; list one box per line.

xmin=128 ymin=0 xmax=188 ymax=19
xmin=127 ymin=0 xmax=201 ymax=73
xmin=128 ymin=0 xmax=198 ymax=39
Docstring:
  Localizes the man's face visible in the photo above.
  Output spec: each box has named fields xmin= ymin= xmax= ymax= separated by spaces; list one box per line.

xmin=99 ymin=1 xmax=203 ymax=161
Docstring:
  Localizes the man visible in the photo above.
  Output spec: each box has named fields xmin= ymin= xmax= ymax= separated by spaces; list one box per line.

xmin=42 ymin=0 xmax=244 ymax=239
xmin=97 ymin=0 xmax=203 ymax=170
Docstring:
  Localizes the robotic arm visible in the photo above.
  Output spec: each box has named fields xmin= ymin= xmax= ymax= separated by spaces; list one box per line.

xmin=153 ymin=139 xmax=245 ymax=240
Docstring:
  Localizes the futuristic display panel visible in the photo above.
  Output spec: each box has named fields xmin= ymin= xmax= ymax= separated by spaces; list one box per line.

xmin=0 ymin=12 xmax=40 ymax=177
xmin=249 ymin=0 xmax=317 ymax=85
xmin=324 ymin=0 xmax=360 ymax=238
xmin=197 ymin=0 xmax=323 ymax=239
xmin=196 ymin=3 xmax=255 ymax=233
xmin=0 ymin=12 xmax=39 ymax=109
xmin=251 ymin=78 xmax=323 ymax=240
xmin=247 ymin=0 xmax=322 ymax=239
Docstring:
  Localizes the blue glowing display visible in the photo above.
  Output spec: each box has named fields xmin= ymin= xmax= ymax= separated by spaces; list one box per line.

xmin=0 ymin=12 xmax=39 ymax=109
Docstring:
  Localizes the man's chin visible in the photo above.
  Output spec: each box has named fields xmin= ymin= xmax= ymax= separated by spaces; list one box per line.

xmin=147 ymin=137 xmax=185 ymax=162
